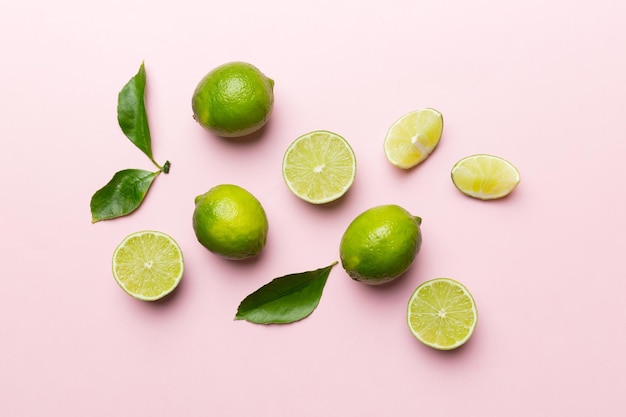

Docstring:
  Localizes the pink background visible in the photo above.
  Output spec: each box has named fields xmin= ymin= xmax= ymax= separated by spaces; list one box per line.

xmin=1 ymin=1 xmax=625 ymax=415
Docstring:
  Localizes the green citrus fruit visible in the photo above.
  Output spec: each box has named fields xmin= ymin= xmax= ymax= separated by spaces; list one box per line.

xmin=112 ymin=230 xmax=184 ymax=301
xmin=339 ymin=205 xmax=422 ymax=285
xmin=282 ymin=130 xmax=357 ymax=204
xmin=384 ymin=108 xmax=443 ymax=169
xmin=192 ymin=184 xmax=269 ymax=260
xmin=191 ymin=61 xmax=274 ymax=138
xmin=451 ymin=154 xmax=521 ymax=200
xmin=407 ymin=278 xmax=478 ymax=350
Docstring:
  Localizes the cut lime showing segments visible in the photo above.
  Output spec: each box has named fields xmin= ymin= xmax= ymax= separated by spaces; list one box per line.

xmin=407 ymin=278 xmax=477 ymax=350
xmin=384 ymin=108 xmax=443 ymax=169
xmin=282 ymin=130 xmax=356 ymax=204
xmin=451 ymin=154 xmax=520 ymax=200
xmin=112 ymin=230 xmax=184 ymax=301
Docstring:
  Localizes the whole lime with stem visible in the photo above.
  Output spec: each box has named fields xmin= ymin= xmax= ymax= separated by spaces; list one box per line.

xmin=191 ymin=61 xmax=274 ymax=138
xmin=192 ymin=184 xmax=269 ymax=260
xmin=339 ymin=204 xmax=422 ymax=285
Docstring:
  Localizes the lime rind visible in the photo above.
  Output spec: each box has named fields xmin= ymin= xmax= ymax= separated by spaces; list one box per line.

xmin=112 ymin=230 xmax=184 ymax=301
xmin=451 ymin=154 xmax=520 ymax=200
xmin=384 ymin=108 xmax=443 ymax=169
xmin=407 ymin=278 xmax=478 ymax=350
xmin=282 ymin=130 xmax=357 ymax=204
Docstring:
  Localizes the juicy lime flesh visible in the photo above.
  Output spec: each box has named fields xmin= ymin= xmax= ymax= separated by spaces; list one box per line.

xmin=112 ymin=231 xmax=184 ymax=301
xmin=192 ymin=62 xmax=274 ymax=137
xmin=384 ymin=108 xmax=443 ymax=169
xmin=192 ymin=184 xmax=268 ymax=260
xmin=282 ymin=130 xmax=356 ymax=204
xmin=340 ymin=205 xmax=422 ymax=285
xmin=451 ymin=154 xmax=520 ymax=200
xmin=407 ymin=278 xmax=477 ymax=350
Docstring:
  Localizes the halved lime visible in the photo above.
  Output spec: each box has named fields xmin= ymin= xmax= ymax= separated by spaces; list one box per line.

xmin=407 ymin=278 xmax=478 ymax=350
xmin=112 ymin=230 xmax=184 ymax=301
xmin=451 ymin=154 xmax=520 ymax=200
xmin=282 ymin=130 xmax=356 ymax=204
xmin=384 ymin=108 xmax=443 ymax=169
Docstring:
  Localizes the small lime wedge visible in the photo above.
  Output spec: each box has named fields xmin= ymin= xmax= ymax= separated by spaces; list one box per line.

xmin=451 ymin=154 xmax=520 ymax=200
xmin=112 ymin=230 xmax=184 ymax=301
xmin=282 ymin=130 xmax=356 ymax=204
xmin=407 ymin=278 xmax=478 ymax=350
xmin=384 ymin=108 xmax=443 ymax=169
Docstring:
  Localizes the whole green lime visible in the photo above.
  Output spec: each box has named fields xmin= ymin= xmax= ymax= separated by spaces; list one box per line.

xmin=191 ymin=62 xmax=274 ymax=138
xmin=192 ymin=184 xmax=269 ymax=260
xmin=339 ymin=205 xmax=422 ymax=285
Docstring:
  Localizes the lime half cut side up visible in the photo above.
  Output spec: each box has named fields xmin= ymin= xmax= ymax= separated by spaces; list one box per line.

xmin=407 ymin=278 xmax=478 ymax=350
xmin=384 ymin=108 xmax=443 ymax=169
xmin=282 ymin=130 xmax=356 ymax=204
xmin=451 ymin=154 xmax=520 ymax=200
xmin=112 ymin=230 xmax=184 ymax=301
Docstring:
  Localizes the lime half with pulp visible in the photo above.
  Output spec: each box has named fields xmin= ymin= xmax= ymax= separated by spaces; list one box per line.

xmin=282 ymin=130 xmax=356 ymax=204
xmin=112 ymin=230 xmax=184 ymax=301
xmin=407 ymin=278 xmax=477 ymax=350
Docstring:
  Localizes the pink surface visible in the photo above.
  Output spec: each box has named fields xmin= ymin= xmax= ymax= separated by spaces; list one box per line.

xmin=1 ymin=1 xmax=625 ymax=415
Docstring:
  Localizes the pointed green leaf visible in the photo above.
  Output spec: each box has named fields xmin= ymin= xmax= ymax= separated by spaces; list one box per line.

xmin=235 ymin=262 xmax=338 ymax=324
xmin=90 ymin=169 xmax=159 ymax=222
xmin=117 ymin=62 xmax=154 ymax=162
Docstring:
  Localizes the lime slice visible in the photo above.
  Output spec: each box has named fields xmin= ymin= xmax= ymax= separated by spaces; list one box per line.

xmin=282 ymin=130 xmax=356 ymax=204
xmin=112 ymin=230 xmax=184 ymax=301
xmin=384 ymin=108 xmax=443 ymax=169
xmin=407 ymin=278 xmax=478 ymax=350
xmin=451 ymin=154 xmax=520 ymax=200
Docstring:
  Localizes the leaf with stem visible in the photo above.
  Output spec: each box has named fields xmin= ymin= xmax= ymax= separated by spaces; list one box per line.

xmin=90 ymin=61 xmax=172 ymax=223
xmin=117 ymin=62 xmax=168 ymax=171
xmin=90 ymin=169 xmax=160 ymax=223
xmin=235 ymin=262 xmax=338 ymax=324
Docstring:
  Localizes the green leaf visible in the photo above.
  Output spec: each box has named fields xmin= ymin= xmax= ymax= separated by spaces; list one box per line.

xmin=117 ymin=62 xmax=155 ymax=164
xmin=90 ymin=169 xmax=159 ymax=223
xmin=235 ymin=262 xmax=338 ymax=324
